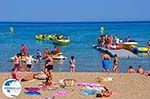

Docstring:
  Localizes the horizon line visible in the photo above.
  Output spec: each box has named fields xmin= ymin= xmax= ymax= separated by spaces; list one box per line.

xmin=0 ymin=20 xmax=150 ymax=23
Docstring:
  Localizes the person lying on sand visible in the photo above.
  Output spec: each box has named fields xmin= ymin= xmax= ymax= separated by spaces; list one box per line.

xmin=101 ymin=86 xmax=112 ymax=97
xmin=21 ymin=71 xmax=34 ymax=82
xmin=11 ymin=69 xmax=34 ymax=82
xmin=33 ymin=71 xmax=47 ymax=80
xmin=96 ymin=86 xmax=112 ymax=98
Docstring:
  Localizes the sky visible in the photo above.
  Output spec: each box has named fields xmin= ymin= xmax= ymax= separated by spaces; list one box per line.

xmin=0 ymin=0 xmax=150 ymax=22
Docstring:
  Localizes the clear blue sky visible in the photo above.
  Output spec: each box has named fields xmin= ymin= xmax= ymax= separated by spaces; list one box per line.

xmin=0 ymin=0 xmax=150 ymax=22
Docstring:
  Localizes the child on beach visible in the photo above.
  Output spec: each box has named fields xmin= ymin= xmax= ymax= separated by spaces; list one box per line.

xmin=128 ymin=66 xmax=135 ymax=73
xmin=113 ymin=54 xmax=119 ymax=73
xmin=69 ymin=56 xmax=76 ymax=72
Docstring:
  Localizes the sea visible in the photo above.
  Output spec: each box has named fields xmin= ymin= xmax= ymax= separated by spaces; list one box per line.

xmin=0 ymin=22 xmax=150 ymax=72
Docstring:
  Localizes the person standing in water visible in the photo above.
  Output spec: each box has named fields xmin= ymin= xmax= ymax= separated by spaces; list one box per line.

xmin=69 ymin=56 xmax=76 ymax=72
xmin=113 ymin=54 xmax=119 ymax=73
xmin=43 ymin=48 xmax=49 ymax=59
xmin=21 ymin=44 xmax=28 ymax=56
xmin=37 ymin=49 xmax=42 ymax=63
xmin=13 ymin=53 xmax=21 ymax=71
xmin=26 ymin=54 xmax=34 ymax=71
xmin=102 ymin=51 xmax=110 ymax=72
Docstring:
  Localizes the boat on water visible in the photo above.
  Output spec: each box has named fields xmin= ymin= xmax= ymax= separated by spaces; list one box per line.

xmin=52 ymin=53 xmax=67 ymax=60
xmin=35 ymin=34 xmax=63 ymax=41
xmin=11 ymin=54 xmax=36 ymax=62
xmin=53 ymin=37 xmax=70 ymax=45
xmin=125 ymin=45 xmax=148 ymax=53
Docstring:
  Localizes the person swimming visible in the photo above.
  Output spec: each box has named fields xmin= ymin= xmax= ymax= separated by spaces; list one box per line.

xmin=102 ymin=51 xmax=110 ymax=72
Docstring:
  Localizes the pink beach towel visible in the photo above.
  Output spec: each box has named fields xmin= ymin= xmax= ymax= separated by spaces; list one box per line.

xmin=24 ymin=87 xmax=40 ymax=92
xmin=54 ymin=91 xmax=69 ymax=96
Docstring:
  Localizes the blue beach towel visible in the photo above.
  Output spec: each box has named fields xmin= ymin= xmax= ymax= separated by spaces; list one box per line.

xmin=24 ymin=91 xmax=41 ymax=95
xmin=80 ymin=89 xmax=97 ymax=96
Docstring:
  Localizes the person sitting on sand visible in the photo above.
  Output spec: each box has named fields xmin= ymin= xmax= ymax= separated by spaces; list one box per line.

xmin=128 ymin=66 xmax=135 ymax=73
xmin=137 ymin=65 xmax=144 ymax=74
xmin=11 ymin=68 xmax=21 ymax=81
xmin=113 ymin=54 xmax=119 ymax=73
xmin=102 ymin=51 xmax=110 ymax=72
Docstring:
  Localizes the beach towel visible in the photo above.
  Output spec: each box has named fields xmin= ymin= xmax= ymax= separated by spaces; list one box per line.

xmin=24 ymin=87 xmax=40 ymax=92
xmin=54 ymin=91 xmax=69 ymax=96
xmin=144 ymin=70 xmax=150 ymax=76
xmin=75 ymin=82 xmax=101 ymax=87
xmin=80 ymin=89 xmax=97 ymax=96
xmin=24 ymin=91 xmax=41 ymax=95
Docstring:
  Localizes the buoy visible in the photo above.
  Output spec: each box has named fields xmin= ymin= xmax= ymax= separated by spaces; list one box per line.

xmin=9 ymin=27 xmax=14 ymax=33
xmin=100 ymin=26 xmax=104 ymax=34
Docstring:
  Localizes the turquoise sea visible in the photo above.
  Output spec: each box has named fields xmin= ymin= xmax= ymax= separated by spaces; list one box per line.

xmin=0 ymin=22 xmax=150 ymax=72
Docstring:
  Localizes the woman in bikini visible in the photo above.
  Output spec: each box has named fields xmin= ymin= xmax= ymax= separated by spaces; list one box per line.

xmin=113 ymin=54 xmax=119 ymax=73
xmin=69 ymin=56 xmax=76 ymax=72
xmin=44 ymin=52 xmax=53 ymax=86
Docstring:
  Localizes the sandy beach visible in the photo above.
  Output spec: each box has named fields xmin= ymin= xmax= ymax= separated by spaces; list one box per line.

xmin=0 ymin=72 xmax=150 ymax=99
